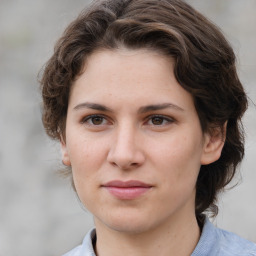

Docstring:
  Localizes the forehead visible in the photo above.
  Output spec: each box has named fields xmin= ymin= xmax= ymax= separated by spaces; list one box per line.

xmin=70 ymin=48 xmax=194 ymax=111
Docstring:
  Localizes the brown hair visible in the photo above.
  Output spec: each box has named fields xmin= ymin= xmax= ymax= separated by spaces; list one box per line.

xmin=40 ymin=0 xmax=248 ymax=217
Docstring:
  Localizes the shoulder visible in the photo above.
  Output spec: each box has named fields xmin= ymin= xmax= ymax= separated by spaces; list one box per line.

xmin=192 ymin=217 xmax=256 ymax=256
xmin=216 ymin=227 xmax=256 ymax=256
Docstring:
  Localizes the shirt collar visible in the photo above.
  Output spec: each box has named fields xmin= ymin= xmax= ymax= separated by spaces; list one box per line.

xmin=80 ymin=228 xmax=96 ymax=256
xmin=191 ymin=217 xmax=219 ymax=256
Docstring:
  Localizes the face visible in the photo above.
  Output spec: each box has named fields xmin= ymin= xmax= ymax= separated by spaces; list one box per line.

xmin=61 ymin=49 xmax=220 ymax=234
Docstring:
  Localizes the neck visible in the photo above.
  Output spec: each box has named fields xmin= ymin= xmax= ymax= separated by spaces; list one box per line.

xmin=94 ymin=212 xmax=200 ymax=256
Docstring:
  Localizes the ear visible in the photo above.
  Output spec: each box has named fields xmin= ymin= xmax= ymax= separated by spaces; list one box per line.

xmin=60 ymin=137 xmax=71 ymax=166
xmin=200 ymin=122 xmax=227 ymax=165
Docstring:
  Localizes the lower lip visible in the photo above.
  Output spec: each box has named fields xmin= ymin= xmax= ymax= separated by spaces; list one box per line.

xmin=104 ymin=187 xmax=151 ymax=200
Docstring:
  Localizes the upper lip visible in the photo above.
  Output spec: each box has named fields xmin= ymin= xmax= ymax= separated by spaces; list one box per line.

xmin=102 ymin=180 xmax=152 ymax=188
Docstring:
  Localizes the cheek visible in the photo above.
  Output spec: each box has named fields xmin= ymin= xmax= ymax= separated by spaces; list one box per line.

xmin=152 ymin=133 xmax=202 ymax=161
xmin=67 ymin=137 xmax=106 ymax=192
xmin=69 ymin=140 xmax=103 ymax=206
xmin=68 ymin=136 xmax=105 ymax=167
xmin=150 ymin=133 xmax=203 ymax=182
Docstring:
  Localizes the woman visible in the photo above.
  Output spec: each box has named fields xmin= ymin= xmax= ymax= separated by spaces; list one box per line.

xmin=40 ymin=0 xmax=256 ymax=255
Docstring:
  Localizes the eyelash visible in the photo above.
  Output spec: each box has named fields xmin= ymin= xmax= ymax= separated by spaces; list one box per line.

xmin=146 ymin=115 xmax=175 ymax=126
xmin=81 ymin=114 xmax=175 ymax=127
xmin=81 ymin=114 xmax=110 ymax=126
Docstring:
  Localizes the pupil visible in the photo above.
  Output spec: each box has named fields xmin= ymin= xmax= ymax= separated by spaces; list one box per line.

xmin=92 ymin=117 xmax=103 ymax=125
xmin=152 ymin=117 xmax=163 ymax=125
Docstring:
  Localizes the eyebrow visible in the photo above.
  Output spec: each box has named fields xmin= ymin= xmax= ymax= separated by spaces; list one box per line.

xmin=138 ymin=103 xmax=184 ymax=113
xmin=73 ymin=102 xmax=184 ymax=113
xmin=73 ymin=102 xmax=113 ymax=112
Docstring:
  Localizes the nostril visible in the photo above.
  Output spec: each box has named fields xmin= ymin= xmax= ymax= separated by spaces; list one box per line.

xmin=107 ymin=138 xmax=146 ymax=169
xmin=108 ymin=157 xmax=141 ymax=170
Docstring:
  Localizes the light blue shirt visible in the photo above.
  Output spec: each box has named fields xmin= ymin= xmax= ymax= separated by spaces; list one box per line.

xmin=63 ymin=217 xmax=256 ymax=256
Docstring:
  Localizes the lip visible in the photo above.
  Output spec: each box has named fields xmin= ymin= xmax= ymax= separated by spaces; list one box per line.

xmin=101 ymin=180 xmax=153 ymax=200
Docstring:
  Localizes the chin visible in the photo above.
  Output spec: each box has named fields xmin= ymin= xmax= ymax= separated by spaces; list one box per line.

xmin=108 ymin=221 xmax=153 ymax=234
xmin=96 ymin=211 xmax=160 ymax=235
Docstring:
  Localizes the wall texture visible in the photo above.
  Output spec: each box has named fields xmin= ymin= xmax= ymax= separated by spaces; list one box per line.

xmin=0 ymin=0 xmax=255 ymax=255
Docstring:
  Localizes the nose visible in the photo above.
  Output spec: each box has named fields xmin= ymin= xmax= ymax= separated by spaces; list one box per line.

xmin=107 ymin=124 xmax=145 ymax=170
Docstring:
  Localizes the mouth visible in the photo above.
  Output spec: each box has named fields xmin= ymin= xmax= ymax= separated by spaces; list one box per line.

xmin=101 ymin=180 xmax=153 ymax=200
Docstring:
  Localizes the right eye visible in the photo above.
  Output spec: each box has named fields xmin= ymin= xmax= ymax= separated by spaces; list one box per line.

xmin=81 ymin=115 xmax=108 ymax=126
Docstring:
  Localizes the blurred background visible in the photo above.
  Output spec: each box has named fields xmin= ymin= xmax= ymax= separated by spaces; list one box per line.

xmin=0 ymin=0 xmax=255 ymax=255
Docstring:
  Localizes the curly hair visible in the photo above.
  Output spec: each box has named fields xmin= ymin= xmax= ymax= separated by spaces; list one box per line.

xmin=40 ymin=0 xmax=248 ymax=217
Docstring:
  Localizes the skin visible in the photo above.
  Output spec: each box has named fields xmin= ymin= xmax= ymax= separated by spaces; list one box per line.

xmin=61 ymin=49 xmax=225 ymax=256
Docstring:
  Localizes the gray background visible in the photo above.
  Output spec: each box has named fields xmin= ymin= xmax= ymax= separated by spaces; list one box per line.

xmin=0 ymin=0 xmax=255 ymax=255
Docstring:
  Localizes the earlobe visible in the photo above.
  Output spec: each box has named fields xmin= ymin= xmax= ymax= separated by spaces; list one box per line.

xmin=201 ymin=123 xmax=227 ymax=165
xmin=60 ymin=139 xmax=71 ymax=166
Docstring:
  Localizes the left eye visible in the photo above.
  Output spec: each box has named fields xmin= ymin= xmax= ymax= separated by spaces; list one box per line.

xmin=147 ymin=116 xmax=173 ymax=126
xmin=82 ymin=115 xmax=108 ymax=126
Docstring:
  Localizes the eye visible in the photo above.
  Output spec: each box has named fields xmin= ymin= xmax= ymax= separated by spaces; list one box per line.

xmin=147 ymin=115 xmax=174 ymax=126
xmin=82 ymin=115 xmax=108 ymax=126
